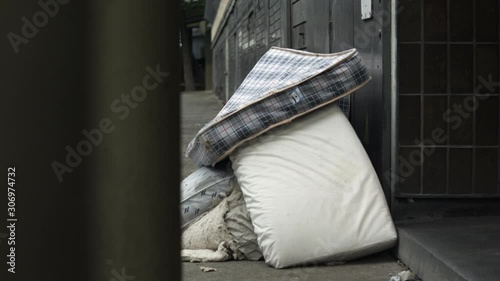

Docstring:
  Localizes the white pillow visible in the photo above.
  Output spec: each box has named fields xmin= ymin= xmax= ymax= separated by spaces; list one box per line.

xmin=230 ymin=104 xmax=397 ymax=268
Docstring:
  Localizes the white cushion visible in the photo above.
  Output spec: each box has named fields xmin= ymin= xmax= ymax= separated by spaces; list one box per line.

xmin=230 ymin=104 xmax=397 ymax=268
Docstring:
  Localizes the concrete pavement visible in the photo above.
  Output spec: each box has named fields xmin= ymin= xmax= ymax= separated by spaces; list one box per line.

xmin=180 ymin=91 xmax=406 ymax=281
xmin=183 ymin=252 xmax=403 ymax=281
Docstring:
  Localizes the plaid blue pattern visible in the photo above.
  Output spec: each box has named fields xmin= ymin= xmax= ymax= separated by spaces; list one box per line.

xmin=187 ymin=47 xmax=370 ymax=166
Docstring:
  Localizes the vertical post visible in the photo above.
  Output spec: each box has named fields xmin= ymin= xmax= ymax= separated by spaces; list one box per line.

xmin=205 ymin=24 xmax=213 ymax=91
xmin=390 ymin=0 xmax=399 ymax=210
xmin=225 ymin=29 xmax=230 ymax=102
xmin=281 ymin=0 xmax=291 ymax=48
xmin=86 ymin=0 xmax=181 ymax=280
xmin=1 ymin=1 xmax=180 ymax=280
xmin=1 ymin=1 xmax=90 ymax=280
xmin=497 ymin=0 xmax=500 ymax=195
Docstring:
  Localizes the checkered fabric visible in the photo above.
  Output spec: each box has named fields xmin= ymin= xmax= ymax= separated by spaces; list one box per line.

xmin=187 ymin=47 xmax=370 ymax=166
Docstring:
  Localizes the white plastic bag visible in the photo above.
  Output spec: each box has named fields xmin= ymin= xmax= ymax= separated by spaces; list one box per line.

xmin=180 ymin=166 xmax=234 ymax=228
xmin=182 ymin=180 xmax=262 ymax=262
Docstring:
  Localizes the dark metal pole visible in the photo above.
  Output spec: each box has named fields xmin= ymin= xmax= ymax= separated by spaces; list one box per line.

xmin=0 ymin=0 xmax=181 ymax=280
xmin=85 ymin=0 xmax=181 ymax=280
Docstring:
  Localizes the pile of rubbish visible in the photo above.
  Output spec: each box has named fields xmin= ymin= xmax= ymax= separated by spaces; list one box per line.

xmin=181 ymin=47 xmax=397 ymax=269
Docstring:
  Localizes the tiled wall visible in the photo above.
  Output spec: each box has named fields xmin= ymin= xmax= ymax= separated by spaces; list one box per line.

xmin=398 ymin=0 xmax=499 ymax=197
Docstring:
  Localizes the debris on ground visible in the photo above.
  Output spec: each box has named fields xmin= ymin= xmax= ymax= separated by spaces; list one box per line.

xmin=390 ymin=270 xmax=419 ymax=281
xmin=181 ymin=242 xmax=231 ymax=263
xmin=397 ymin=260 xmax=409 ymax=270
xmin=200 ymin=266 xmax=218 ymax=272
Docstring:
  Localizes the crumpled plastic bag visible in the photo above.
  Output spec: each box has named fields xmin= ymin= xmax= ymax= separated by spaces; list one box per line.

xmin=181 ymin=180 xmax=262 ymax=262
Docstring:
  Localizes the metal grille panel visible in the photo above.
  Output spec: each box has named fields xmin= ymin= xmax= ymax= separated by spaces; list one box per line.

xmin=397 ymin=0 xmax=500 ymax=197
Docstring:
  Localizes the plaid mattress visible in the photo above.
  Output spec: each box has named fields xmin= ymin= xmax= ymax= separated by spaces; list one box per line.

xmin=186 ymin=47 xmax=370 ymax=166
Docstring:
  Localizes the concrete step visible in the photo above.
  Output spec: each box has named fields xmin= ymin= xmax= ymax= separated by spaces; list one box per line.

xmin=396 ymin=216 xmax=500 ymax=281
